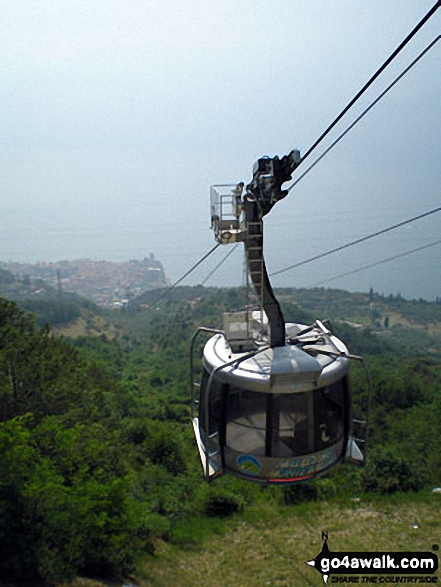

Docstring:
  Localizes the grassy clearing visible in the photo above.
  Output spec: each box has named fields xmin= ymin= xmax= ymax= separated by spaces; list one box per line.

xmin=138 ymin=494 xmax=441 ymax=587
xmin=54 ymin=314 xmax=117 ymax=339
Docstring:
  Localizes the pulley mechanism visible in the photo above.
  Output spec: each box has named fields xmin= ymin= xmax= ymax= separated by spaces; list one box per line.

xmin=210 ymin=149 xmax=301 ymax=246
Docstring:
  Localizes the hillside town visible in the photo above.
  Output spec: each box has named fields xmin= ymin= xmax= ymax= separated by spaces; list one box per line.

xmin=3 ymin=255 xmax=167 ymax=307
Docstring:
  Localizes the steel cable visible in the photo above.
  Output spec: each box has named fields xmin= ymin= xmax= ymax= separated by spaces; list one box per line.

xmin=308 ymin=238 xmax=441 ymax=288
xmin=286 ymin=35 xmax=441 ymax=193
xmin=270 ymin=205 xmax=441 ymax=277
xmin=297 ymin=1 xmax=440 ymax=166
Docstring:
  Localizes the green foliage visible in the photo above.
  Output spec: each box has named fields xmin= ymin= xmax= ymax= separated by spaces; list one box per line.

xmin=169 ymin=516 xmax=225 ymax=546
xmin=143 ymin=421 xmax=187 ymax=475
xmin=315 ymin=478 xmax=338 ymax=500
xmin=332 ymin=321 xmax=400 ymax=356
xmin=1 ymin=286 xmax=441 ymax=584
xmin=282 ymin=482 xmax=318 ymax=505
xmin=144 ymin=513 xmax=171 ymax=540
xmin=20 ymin=298 xmax=81 ymax=327
xmin=204 ymin=487 xmax=245 ymax=518
xmin=0 ymin=298 xmax=110 ymax=422
xmin=0 ymin=415 xmax=151 ymax=584
xmin=361 ymin=448 xmax=428 ymax=494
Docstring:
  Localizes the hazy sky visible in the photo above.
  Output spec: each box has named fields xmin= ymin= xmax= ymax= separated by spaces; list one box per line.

xmin=1 ymin=0 xmax=440 ymax=299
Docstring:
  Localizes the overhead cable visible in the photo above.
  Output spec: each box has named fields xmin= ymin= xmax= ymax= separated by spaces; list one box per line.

xmin=202 ymin=244 xmax=239 ymax=285
xmin=145 ymin=7 xmax=441 ymax=302
xmin=308 ymin=238 xmax=441 ymax=288
xmin=270 ymin=205 xmax=441 ymax=277
xmin=296 ymin=1 xmax=440 ymax=166
xmin=149 ymin=243 xmax=220 ymax=304
xmin=287 ymin=35 xmax=441 ymax=193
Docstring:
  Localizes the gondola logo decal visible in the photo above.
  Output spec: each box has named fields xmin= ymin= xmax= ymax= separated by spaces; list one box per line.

xmin=237 ymin=454 xmax=262 ymax=476
xmin=272 ymin=445 xmax=341 ymax=479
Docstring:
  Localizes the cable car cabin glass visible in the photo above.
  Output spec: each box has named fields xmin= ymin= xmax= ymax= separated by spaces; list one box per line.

xmin=198 ymin=368 xmax=349 ymax=483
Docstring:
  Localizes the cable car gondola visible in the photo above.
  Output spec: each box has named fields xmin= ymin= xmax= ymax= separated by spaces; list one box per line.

xmin=190 ymin=151 xmax=372 ymax=484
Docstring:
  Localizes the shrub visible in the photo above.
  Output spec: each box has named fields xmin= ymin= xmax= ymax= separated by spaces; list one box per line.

xmin=204 ymin=488 xmax=244 ymax=518
xmin=144 ymin=422 xmax=187 ymax=476
xmin=316 ymin=478 xmax=337 ymax=500
xmin=361 ymin=448 xmax=428 ymax=494
xmin=282 ymin=482 xmax=318 ymax=505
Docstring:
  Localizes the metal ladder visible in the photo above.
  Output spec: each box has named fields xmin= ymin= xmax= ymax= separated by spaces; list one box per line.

xmin=245 ymin=220 xmax=265 ymax=338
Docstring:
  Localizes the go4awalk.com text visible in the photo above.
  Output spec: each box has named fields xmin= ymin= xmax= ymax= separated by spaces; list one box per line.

xmin=306 ymin=533 xmax=438 ymax=585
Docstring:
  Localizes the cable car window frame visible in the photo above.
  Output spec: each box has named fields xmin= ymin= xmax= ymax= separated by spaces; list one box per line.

xmin=199 ymin=369 xmax=350 ymax=460
xmin=221 ymin=379 xmax=349 ymax=460
xmin=199 ymin=366 xmax=229 ymax=453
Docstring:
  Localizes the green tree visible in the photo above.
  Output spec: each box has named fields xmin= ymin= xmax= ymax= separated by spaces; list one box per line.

xmin=0 ymin=416 xmax=151 ymax=584
xmin=0 ymin=298 xmax=105 ymax=421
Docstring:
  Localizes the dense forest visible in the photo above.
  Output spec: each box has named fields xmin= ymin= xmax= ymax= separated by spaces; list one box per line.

xmin=0 ymin=284 xmax=441 ymax=585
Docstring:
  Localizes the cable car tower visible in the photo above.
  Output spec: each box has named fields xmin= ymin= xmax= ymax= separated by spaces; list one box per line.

xmin=190 ymin=150 xmax=372 ymax=484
